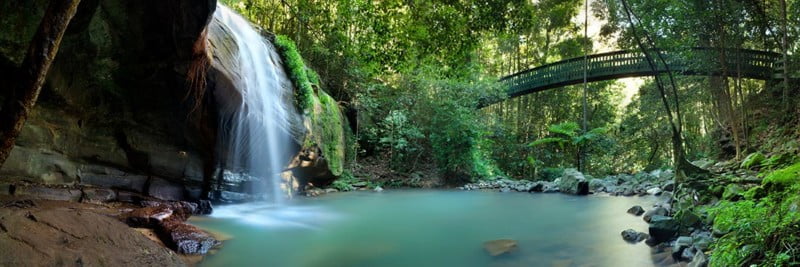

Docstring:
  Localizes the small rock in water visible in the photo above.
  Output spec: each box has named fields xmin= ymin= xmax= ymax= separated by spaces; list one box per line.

xmin=621 ymin=229 xmax=648 ymax=243
xmin=646 ymin=187 xmax=663 ymax=196
xmin=483 ymin=239 xmax=517 ymax=256
xmin=499 ymin=187 xmax=511 ymax=193
xmin=627 ymin=205 xmax=645 ymax=216
xmin=374 ymin=186 xmax=384 ymax=192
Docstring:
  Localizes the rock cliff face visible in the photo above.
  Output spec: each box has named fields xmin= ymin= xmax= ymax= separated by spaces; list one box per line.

xmin=1 ymin=0 xmax=347 ymax=201
xmin=0 ymin=0 xmax=217 ymax=200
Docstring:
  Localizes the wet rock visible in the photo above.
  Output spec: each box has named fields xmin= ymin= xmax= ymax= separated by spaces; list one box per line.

xmin=220 ymin=191 xmax=250 ymax=202
xmin=158 ymin=220 xmax=220 ymax=255
xmin=672 ymin=236 xmax=693 ymax=254
xmin=648 ymin=215 xmax=680 ymax=244
xmin=14 ymin=185 xmax=82 ymax=202
xmin=528 ymin=182 xmax=544 ymax=193
xmin=589 ymin=179 xmax=605 ymax=192
xmin=646 ymin=187 xmax=663 ymax=196
xmin=662 ymin=181 xmax=675 ymax=192
xmin=643 ymin=207 xmax=668 ymax=223
xmin=324 ymin=188 xmax=339 ymax=193
xmin=499 ymin=187 xmax=511 ymax=193
xmin=542 ymin=183 xmax=559 ymax=193
xmin=123 ymin=206 xmax=185 ymax=228
xmin=195 ymin=200 xmax=213 ymax=215
xmin=141 ymin=201 xmax=198 ymax=218
xmin=81 ymin=188 xmax=117 ymax=203
xmin=557 ymin=169 xmax=589 ymax=195
xmin=621 ymin=229 xmax=648 ymax=243
xmin=374 ymin=186 xmax=384 ymax=192
xmin=483 ymin=239 xmax=517 ymax=256
xmin=680 ymin=246 xmax=696 ymax=261
xmin=622 ymin=188 xmax=635 ymax=196
xmin=688 ymin=250 xmax=708 ymax=267
xmin=305 ymin=188 xmax=324 ymax=197
xmin=627 ymin=205 xmax=645 ymax=216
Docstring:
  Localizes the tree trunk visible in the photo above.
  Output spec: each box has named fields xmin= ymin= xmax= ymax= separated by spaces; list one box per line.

xmin=780 ymin=0 xmax=789 ymax=110
xmin=0 ymin=0 xmax=82 ymax=167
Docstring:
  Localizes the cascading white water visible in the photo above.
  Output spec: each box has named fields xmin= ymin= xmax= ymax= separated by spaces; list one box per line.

xmin=213 ymin=5 xmax=301 ymax=203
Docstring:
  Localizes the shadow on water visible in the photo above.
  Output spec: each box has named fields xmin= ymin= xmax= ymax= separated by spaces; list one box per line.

xmin=193 ymin=191 xmax=674 ymax=267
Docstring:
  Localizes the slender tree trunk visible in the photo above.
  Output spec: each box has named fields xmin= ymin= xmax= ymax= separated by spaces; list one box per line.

xmin=619 ymin=0 xmax=706 ymax=182
xmin=780 ymin=0 xmax=789 ymax=110
xmin=0 ymin=0 xmax=82 ymax=167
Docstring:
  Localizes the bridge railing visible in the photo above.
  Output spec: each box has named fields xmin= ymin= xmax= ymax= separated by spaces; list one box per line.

xmin=499 ymin=48 xmax=781 ymax=98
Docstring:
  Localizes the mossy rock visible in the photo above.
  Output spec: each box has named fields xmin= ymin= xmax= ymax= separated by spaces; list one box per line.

xmin=722 ymin=184 xmax=744 ymax=201
xmin=740 ymin=152 xmax=765 ymax=169
xmin=273 ymin=35 xmax=347 ymax=178
xmin=762 ymin=162 xmax=800 ymax=190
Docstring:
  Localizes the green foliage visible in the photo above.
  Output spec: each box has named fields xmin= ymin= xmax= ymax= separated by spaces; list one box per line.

xmin=377 ymin=110 xmax=424 ymax=170
xmin=538 ymin=167 xmax=565 ymax=181
xmin=273 ymin=35 xmax=314 ymax=111
xmin=331 ymin=171 xmax=357 ymax=192
xmin=709 ymin=163 xmax=800 ymax=266
xmin=527 ymin=121 xmax=609 ymax=170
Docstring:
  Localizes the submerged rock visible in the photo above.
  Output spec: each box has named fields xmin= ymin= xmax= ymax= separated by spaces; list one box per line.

xmin=483 ymin=239 xmax=517 ymax=256
xmin=627 ymin=205 xmax=645 ymax=216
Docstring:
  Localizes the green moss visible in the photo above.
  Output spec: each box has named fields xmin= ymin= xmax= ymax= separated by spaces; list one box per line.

xmin=741 ymin=152 xmax=765 ymax=169
xmin=763 ymin=161 xmax=800 ymax=188
xmin=272 ymin=35 xmax=348 ymax=178
xmin=273 ymin=35 xmax=314 ymax=111
xmin=311 ymin=92 xmax=346 ymax=176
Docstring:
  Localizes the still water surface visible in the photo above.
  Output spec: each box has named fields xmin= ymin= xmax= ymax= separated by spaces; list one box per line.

xmin=192 ymin=190 xmax=658 ymax=267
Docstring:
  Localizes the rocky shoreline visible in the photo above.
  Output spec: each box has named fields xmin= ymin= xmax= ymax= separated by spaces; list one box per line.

xmin=0 ymin=181 xmax=222 ymax=266
xmin=458 ymin=168 xmax=710 ymax=267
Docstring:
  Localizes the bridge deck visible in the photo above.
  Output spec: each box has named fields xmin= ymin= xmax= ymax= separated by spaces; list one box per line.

xmin=494 ymin=48 xmax=781 ymax=102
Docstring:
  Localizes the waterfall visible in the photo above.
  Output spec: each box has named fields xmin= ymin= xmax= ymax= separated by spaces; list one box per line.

xmin=212 ymin=5 xmax=302 ymax=203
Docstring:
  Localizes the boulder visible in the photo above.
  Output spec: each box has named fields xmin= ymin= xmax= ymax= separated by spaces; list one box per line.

xmin=646 ymin=187 xmax=663 ymax=196
xmin=588 ymin=179 xmax=605 ymax=192
xmin=483 ymin=239 xmax=517 ymax=256
xmin=557 ymin=169 xmax=589 ymax=195
xmin=648 ymin=215 xmax=680 ymax=244
xmin=621 ymin=229 xmax=648 ymax=243
xmin=374 ymin=186 xmax=384 ymax=192
xmin=528 ymin=182 xmax=544 ymax=193
xmin=643 ymin=207 xmax=668 ymax=223
xmin=672 ymin=236 xmax=693 ymax=254
xmin=627 ymin=205 xmax=645 ymax=216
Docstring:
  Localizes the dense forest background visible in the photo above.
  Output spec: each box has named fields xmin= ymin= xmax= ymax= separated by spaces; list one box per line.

xmin=222 ymin=0 xmax=799 ymax=184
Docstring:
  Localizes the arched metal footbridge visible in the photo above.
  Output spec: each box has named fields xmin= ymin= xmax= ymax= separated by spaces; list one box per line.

xmin=484 ymin=48 xmax=783 ymax=106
